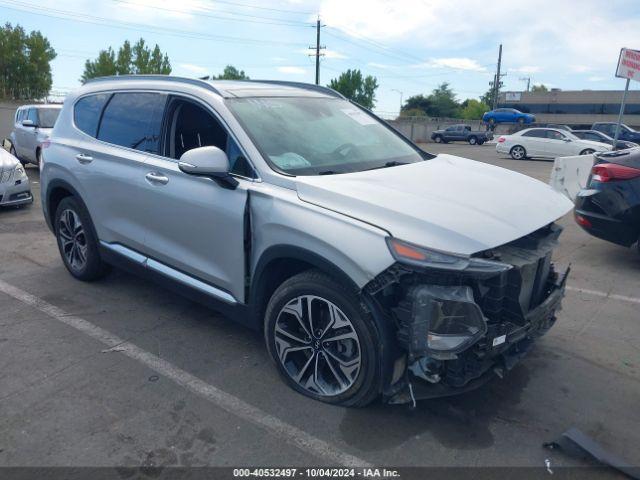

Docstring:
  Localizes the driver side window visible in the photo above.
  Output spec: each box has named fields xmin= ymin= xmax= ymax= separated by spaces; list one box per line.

xmin=162 ymin=97 xmax=255 ymax=178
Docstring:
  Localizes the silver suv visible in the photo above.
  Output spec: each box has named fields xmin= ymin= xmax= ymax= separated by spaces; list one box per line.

xmin=42 ymin=76 xmax=572 ymax=406
xmin=10 ymin=104 xmax=62 ymax=166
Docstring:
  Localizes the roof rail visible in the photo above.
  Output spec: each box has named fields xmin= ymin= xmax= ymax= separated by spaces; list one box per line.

xmin=84 ymin=75 xmax=223 ymax=96
xmin=249 ymin=80 xmax=345 ymax=99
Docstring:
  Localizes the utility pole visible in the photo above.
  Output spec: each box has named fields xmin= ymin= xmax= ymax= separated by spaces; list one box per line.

xmin=492 ymin=44 xmax=503 ymax=109
xmin=519 ymin=76 xmax=531 ymax=92
xmin=308 ymin=17 xmax=325 ymax=85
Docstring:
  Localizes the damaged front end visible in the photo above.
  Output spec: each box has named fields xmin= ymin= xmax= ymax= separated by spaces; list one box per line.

xmin=365 ymin=223 xmax=569 ymax=405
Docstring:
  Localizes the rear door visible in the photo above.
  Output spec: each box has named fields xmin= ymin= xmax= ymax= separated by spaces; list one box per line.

xmin=71 ymin=91 xmax=166 ymax=253
xmin=137 ymin=95 xmax=250 ymax=303
xmin=520 ymin=129 xmax=546 ymax=156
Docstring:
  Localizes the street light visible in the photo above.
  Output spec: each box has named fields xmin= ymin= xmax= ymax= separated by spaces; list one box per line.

xmin=391 ymin=89 xmax=403 ymax=115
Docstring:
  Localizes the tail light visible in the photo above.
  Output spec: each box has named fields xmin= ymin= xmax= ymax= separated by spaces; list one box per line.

xmin=498 ymin=136 xmax=506 ymax=143
xmin=592 ymin=163 xmax=640 ymax=182
xmin=575 ymin=212 xmax=592 ymax=228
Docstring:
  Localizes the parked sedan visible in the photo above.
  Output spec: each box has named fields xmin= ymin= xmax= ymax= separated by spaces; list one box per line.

xmin=482 ymin=108 xmax=535 ymax=126
xmin=574 ymin=148 xmax=640 ymax=252
xmin=496 ymin=128 xmax=611 ymax=160
xmin=572 ymin=129 xmax=638 ymax=150
xmin=0 ymin=146 xmax=32 ymax=207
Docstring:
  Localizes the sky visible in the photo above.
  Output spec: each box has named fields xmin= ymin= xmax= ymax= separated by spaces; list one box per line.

xmin=2 ymin=0 xmax=640 ymax=116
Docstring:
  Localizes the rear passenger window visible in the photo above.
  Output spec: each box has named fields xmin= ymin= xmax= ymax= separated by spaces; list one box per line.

xmin=75 ymin=94 xmax=110 ymax=137
xmin=523 ymin=129 xmax=544 ymax=138
xmin=97 ymin=93 xmax=166 ymax=153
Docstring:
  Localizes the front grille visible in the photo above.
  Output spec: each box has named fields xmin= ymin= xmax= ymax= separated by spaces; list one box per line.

xmin=477 ymin=224 xmax=561 ymax=325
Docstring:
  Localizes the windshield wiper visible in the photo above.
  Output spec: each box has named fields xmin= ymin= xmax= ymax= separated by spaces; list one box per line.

xmin=364 ymin=161 xmax=408 ymax=171
xmin=318 ymin=170 xmax=339 ymax=175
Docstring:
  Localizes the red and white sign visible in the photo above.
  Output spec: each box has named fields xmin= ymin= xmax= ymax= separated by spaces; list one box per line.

xmin=616 ymin=48 xmax=640 ymax=82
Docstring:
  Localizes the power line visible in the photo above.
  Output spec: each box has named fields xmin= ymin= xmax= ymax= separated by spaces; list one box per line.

xmin=0 ymin=0 xmax=308 ymax=48
xmin=112 ymin=0 xmax=314 ymax=28
xmin=199 ymin=0 xmax=315 ymax=16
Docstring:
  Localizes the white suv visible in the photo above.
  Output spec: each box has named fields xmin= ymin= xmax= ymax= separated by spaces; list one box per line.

xmin=10 ymin=104 xmax=62 ymax=166
xmin=41 ymin=76 xmax=572 ymax=406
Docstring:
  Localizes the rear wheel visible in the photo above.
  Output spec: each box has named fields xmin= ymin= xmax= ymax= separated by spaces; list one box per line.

xmin=54 ymin=197 xmax=109 ymax=281
xmin=468 ymin=136 xmax=477 ymax=145
xmin=510 ymin=145 xmax=527 ymax=160
xmin=580 ymin=149 xmax=595 ymax=155
xmin=264 ymin=270 xmax=382 ymax=407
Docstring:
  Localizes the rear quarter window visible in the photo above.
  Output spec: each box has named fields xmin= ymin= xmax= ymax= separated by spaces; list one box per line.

xmin=74 ymin=94 xmax=111 ymax=137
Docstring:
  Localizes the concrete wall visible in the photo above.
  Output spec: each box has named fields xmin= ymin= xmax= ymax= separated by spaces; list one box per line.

xmin=387 ymin=117 xmax=485 ymax=143
xmin=0 ymin=101 xmax=21 ymax=142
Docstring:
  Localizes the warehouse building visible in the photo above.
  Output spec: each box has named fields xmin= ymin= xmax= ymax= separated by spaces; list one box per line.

xmin=497 ymin=89 xmax=640 ymax=128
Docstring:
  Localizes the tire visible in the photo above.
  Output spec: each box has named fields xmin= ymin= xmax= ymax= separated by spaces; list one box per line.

xmin=433 ymin=135 xmax=443 ymax=143
xmin=468 ymin=136 xmax=477 ymax=145
xmin=264 ymin=270 xmax=382 ymax=407
xmin=580 ymin=149 xmax=595 ymax=156
xmin=510 ymin=145 xmax=527 ymax=160
xmin=488 ymin=118 xmax=496 ymax=126
xmin=54 ymin=196 xmax=109 ymax=281
xmin=9 ymin=145 xmax=25 ymax=165
xmin=517 ymin=117 xmax=525 ymax=125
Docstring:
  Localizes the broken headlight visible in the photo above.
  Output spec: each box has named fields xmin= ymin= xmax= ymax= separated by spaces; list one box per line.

xmin=399 ymin=285 xmax=487 ymax=355
xmin=386 ymin=238 xmax=511 ymax=275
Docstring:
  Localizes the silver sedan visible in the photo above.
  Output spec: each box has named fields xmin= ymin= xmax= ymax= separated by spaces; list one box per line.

xmin=0 ymin=144 xmax=33 ymax=207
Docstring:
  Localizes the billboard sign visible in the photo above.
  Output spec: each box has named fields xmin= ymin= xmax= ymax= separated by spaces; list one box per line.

xmin=616 ymin=48 xmax=640 ymax=82
xmin=505 ymin=92 xmax=522 ymax=101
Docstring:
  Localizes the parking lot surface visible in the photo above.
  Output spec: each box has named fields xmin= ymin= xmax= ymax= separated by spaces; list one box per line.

xmin=1 ymin=144 xmax=639 ymax=474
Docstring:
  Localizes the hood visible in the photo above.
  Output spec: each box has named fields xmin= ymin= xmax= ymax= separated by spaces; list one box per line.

xmin=0 ymin=148 xmax=20 ymax=175
xmin=295 ymin=154 xmax=573 ymax=255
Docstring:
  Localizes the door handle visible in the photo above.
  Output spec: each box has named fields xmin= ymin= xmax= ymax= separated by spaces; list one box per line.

xmin=75 ymin=153 xmax=93 ymax=164
xmin=145 ymin=172 xmax=169 ymax=185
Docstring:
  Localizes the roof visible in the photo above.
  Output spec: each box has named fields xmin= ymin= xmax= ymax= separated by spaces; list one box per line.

xmin=84 ymin=75 xmax=345 ymax=99
xmin=17 ymin=104 xmax=63 ymax=110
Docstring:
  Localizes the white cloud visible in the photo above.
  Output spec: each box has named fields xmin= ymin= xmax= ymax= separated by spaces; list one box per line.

xmin=277 ymin=66 xmax=307 ymax=74
xmin=178 ymin=63 xmax=208 ymax=75
xmin=424 ymin=57 xmax=487 ymax=72
xmin=588 ymin=76 xmax=605 ymax=82
xmin=509 ymin=65 xmax=541 ymax=74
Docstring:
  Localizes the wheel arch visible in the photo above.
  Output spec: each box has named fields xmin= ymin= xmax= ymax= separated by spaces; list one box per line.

xmin=249 ymin=245 xmax=360 ymax=324
xmin=44 ymin=179 xmax=87 ymax=233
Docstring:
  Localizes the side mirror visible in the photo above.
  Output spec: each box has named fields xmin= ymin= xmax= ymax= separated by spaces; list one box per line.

xmin=178 ymin=146 xmax=238 ymax=189
xmin=22 ymin=119 xmax=36 ymax=128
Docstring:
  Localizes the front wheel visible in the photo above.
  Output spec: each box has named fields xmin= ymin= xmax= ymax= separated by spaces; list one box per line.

xmin=517 ymin=117 xmax=525 ymax=125
xmin=510 ymin=145 xmax=527 ymax=160
xmin=580 ymin=149 xmax=595 ymax=155
xmin=264 ymin=270 xmax=382 ymax=407
xmin=468 ymin=136 xmax=477 ymax=145
xmin=433 ymin=135 xmax=443 ymax=143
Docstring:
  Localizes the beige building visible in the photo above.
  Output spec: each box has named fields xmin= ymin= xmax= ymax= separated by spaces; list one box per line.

xmin=497 ymin=89 xmax=640 ymax=128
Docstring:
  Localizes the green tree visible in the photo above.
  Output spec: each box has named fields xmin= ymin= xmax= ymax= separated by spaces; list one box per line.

xmin=0 ymin=23 xmax=56 ymax=100
xmin=81 ymin=38 xmax=171 ymax=82
xmin=426 ymin=82 xmax=460 ymax=118
xmin=401 ymin=94 xmax=431 ymax=116
xmin=216 ymin=65 xmax=249 ymax=80
xmin=531 ymin=84 xmax=549 ymax=93
xmin=327 ymin=69 xmax=379 ymax=109
xmin=460 ymin=99 xmax=489 ymax=120
xmin=480 ymin=87 xmax=496 ymax=109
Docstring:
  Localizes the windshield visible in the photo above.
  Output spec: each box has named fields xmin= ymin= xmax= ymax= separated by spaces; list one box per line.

xmin=38 ymin=108 xmax=60 ymax=128
xmin=226 ymin=97 xmax=426 ymax=175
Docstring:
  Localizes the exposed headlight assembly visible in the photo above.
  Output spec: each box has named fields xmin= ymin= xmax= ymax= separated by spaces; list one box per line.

xmin=386 ymin=237 xmax=511 ymax=275
xmin=398 ymin=285 xmax=487 ymax=356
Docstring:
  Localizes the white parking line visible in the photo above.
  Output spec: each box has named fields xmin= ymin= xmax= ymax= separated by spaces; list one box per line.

xmin=566 ymin=285 xmax=640 ymax=305
xmin=0 ymin=279 xmax=370 ymax=468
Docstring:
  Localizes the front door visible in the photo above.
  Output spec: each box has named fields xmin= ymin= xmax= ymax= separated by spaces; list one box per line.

xmin=137 ymin=96 xmax=250 ymax=303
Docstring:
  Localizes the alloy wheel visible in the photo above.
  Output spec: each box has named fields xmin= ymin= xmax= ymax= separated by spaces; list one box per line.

xmin=58 ymin=209 xmax=88 ymax=272
xmin=511 ymin=146 xmax=525 ymax=159
xmin=274 ymin=295 xmax=361 ymax=397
